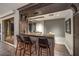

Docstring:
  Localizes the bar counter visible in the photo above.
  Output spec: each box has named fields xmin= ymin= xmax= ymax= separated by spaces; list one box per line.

xmin=20 ymin=33 xmax=55 ymax=56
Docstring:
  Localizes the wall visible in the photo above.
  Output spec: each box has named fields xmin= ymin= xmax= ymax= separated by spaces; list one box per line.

xmin=0 ymin=20 xmax=1 ymax=41
xmin=65 ymin=10 xmax=73 ymax=55
xmin=14 ymin=10 xmax=19 ymax=47
xmin=44 ymin=19 xmax=65 ymax=44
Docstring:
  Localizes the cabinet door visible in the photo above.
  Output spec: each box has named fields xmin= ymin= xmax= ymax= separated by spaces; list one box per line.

xmin=74 ymin=14 xmax=79 ymax=56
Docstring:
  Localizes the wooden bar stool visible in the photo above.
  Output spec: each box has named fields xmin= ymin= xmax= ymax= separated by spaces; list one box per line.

xmin=15 ymin=35 xmax=25 ymax=56
xmin=22 ymin=36 xmax=37 ymax=56
xmin=38 ymin=37 xmax=51 ymax=56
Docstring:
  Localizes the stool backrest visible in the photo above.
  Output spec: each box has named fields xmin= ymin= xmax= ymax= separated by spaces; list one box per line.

xmin=16 ymin=35 xmax=23 ymax=42
xmin=22 ymin=36 xmax=32 ymax=44
xmin=38 ymin=37 xmax=48 ymax=45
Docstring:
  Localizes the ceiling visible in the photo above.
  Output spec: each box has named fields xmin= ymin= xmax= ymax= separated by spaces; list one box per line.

xmin=0 ymin=3 xmax=79 ymax=17
xmin=0 ymin=3 xmax=28 ymax=16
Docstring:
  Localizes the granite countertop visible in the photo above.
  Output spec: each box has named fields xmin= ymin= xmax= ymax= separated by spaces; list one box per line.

xmin=22 ymin=32 xmax=55 ymax=39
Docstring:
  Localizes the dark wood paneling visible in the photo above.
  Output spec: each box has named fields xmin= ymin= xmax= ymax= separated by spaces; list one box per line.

xmin=18 ymin=3 xmax=72 ymax=17
xmin=73 ymin=13 xmax=79 ymax=56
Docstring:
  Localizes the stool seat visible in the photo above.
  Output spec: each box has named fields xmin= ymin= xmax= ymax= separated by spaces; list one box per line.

xmin=39 ymin=44 xmax=49 ymax=48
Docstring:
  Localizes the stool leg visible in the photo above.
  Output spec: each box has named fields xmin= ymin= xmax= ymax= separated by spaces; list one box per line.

xmin=29 ymin=44 xmax=32 ymax=56
xmin=27 ymin=44 xmax=28 ymax=50
xmin=19 ymin=43 xmax=22 ymax=56
xmin=15 ymin=42 xmax=19 ymax=56
xmin=19 ymin=49 xmax=21 ymax=56
xmin=47 ymin=48 xmax=48 ymax=56
xmin=39 ymin=47 xmax=40 ymax=56
xmin=23 ymin=44 xmax=26 ymax=56
xmin=49 ymin=48 xmax=51 ymax=56
xmin=41 ymin=48 xmax=42 ymax=56
xmin=38 ymin=47 xmax=40 ymax=56
xmin=35 ymin=43 xmax=37 ymax=55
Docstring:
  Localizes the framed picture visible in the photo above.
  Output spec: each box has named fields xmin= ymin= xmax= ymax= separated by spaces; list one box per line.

xmin=65 ymin=18 xmax=71 ymax=34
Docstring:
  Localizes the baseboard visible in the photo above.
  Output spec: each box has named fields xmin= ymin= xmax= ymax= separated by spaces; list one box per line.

xmin=2 ymin=41 xmax=15 ymax=48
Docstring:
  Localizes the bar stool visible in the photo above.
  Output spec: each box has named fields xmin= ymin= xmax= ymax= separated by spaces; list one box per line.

xmin=22 ymin=36 xmax=37 ymax=56
xmin=38 ymin=37 xmax=51 ymax=56
xmin=15 ymin=35 xmax=25 ymax=56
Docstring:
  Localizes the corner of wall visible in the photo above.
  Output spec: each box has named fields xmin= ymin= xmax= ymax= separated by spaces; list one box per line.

xmin=65 ymin=9 xmax=74 ymax=55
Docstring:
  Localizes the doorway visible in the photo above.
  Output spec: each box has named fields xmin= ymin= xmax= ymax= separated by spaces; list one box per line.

xmin=2 ymin=17 xmax=14 ymax=45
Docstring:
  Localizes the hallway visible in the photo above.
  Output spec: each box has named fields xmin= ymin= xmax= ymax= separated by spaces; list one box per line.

xmin=0 ymin=42 xmax=70 ymax=56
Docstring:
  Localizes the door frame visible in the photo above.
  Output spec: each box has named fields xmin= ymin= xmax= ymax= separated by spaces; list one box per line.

xmin=1 ymin=17 xmax=15 ymax=46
